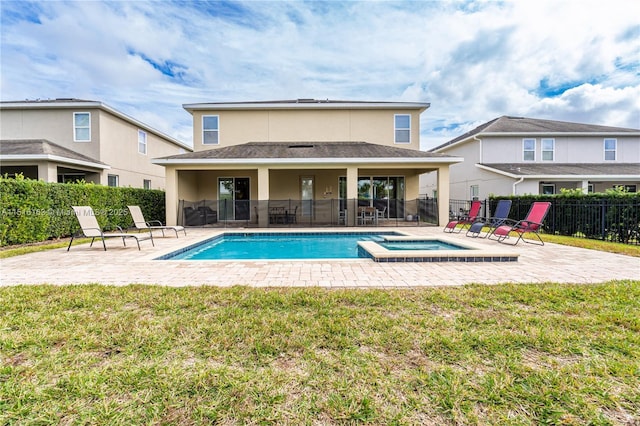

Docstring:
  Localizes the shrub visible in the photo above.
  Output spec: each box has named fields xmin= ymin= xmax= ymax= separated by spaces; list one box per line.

xmin=0 ymin=176 xmax=165 ymax=246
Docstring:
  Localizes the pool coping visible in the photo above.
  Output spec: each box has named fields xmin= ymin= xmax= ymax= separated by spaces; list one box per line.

xmin=151 ymin=230 xmax=519 ymax=263
xmin=358 ymin=235 xmax=519 ymax=263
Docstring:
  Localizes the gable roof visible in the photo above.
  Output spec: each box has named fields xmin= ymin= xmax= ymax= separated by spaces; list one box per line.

xmin=477 ymin=163 xmax=640 ymax=179
xmin=0 ymin=139 xmax=110 ymax=169
xmin=153 ymin=141 xmax=460 ymax=166
xmin=0 ymin=98 xmax=192 ymax=151
xmin=431 ymin=116 xmax=640 ymax=152
xmin=183 ymin=99 xmax=430 ymax=113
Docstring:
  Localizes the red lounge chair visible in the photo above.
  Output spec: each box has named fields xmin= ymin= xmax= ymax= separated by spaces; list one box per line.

xmin=490 ymin=202 xmax=551 ymax=245
xmin=444 ymin=200 xmax=482 ymax=233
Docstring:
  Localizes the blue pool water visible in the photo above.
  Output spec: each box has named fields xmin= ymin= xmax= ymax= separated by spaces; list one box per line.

xmin=162 ymin=232 xmax=397 ymax=260
xmin=379 ymin=240 xmax=465 ymax=251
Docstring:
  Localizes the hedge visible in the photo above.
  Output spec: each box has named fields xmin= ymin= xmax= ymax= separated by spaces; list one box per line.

xmin=490 ymin=190 xmax=640 ymax=244
xmin=0 ymin=176 xmax=165 ymax=246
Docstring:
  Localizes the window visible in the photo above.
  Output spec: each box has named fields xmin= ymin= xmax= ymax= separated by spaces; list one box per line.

xmin=108 ymin=174 xmax=119 ymax=187
xmin=203 ymin=115 xmax=219 ymax=145
xmin=541 ymin=184 xmax=555 ymax=195
xmin=523 ymin=139 xmax=535 ymax=161
xmin=541 ymin=138 xmax=554 ymax=161
xmin=143 ymin=179 xmax=151 ymax=189
xmin=138 ymin=130 xmax=147 ymax=154
xmin=604 ymin=139 xmax=616 ymax=161
xmin=470 ymin=185 xmax=479 ymax=200
xmin=394 ymin=114 xmax=410 ymax=144
xmin=73 ymin=112 xmax=91 ymax=142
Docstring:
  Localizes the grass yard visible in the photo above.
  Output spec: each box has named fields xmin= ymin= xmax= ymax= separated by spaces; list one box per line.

xmin=1 ymin=281 xmax=639 ymax=425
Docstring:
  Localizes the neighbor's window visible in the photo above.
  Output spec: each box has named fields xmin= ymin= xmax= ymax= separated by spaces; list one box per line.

xmin=541 ymin=184 xmax=555 ymax=195
xmin=470 ymin=184 xmax=479 ymax=200
xmin=541 ymin=138 xmax=554 ymax=161
xmin=523 ymin=138 xmax=536 ymax=161
xmin=143 ymin=179 xmax=151 ymax=190
xmin=394 ymin=114 xmax=411 ymax=144
xmin=203 ymin=115 xmax=219 ymax=145
xmin=108 ymin=174 xmax=119 ymax=187
xmin=138 ymin=130 xmax=147 ymax=154
xmin=604 ymin=138 xmax=616 ymax=161
xmin=73 ymin=112 xmax=91 ymax=142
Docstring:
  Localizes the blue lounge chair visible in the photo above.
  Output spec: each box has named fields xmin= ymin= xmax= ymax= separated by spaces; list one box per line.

xmin=466 ymin=199 xmax=512 ymax=238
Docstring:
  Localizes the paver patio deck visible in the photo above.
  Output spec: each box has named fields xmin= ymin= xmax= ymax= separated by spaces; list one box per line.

xmin=1 ymin=227 xmax=638 ymax=287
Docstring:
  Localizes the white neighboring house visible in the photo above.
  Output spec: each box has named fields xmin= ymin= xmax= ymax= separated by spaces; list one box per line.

xmin=0 ymin=98 xmax=192 ymax=188
xmin=422 ymin=116 xmax=640 ymax=200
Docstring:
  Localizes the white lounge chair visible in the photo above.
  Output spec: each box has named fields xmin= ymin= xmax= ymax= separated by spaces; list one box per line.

xmin=128 ymin=205 xmax=186 ymax=237
xmin=68 ymin=206 xmax=154 ymax=251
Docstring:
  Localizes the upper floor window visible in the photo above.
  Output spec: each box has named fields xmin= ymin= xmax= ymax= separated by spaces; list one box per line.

xmin=73 ymin=112 xmax=91 ymax=142
xmin=541 ymin=138 xmax=554 ymax=161
xmin=604 ymin=138 xmax=616 ymax=161
xmin=143 ymin=179 xmax=151 ymax=190
xmin=203 ymin=115 xmax=219 ymax=145
xmin=523 ymin=138 xmax=535 ymax=161
xmin=138 ymin=130 xmax=147 ymax=155
xmin=394 ymin=114 xmax=410 ymax=144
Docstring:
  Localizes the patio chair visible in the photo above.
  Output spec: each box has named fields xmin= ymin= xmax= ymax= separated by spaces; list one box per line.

xmin=68 ymin=206 xmax=154 ymax=251
xmin=490 ymin=201 xmax=551 ymax=245
xmin=128 ymin=205 xmax=186 ymax=237
xmin=466 ymin=199 xmax=512 ymax=238
xmin=444 ymin=200 xmax=482 ymax=233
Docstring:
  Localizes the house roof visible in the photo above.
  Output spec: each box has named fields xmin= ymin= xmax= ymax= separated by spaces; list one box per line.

xmin=0 ymin=139 xmax=110 ymax=169
xmin=477 ymin=163 xmax=640 ymax=179
xmin=0 ymin=98 xmax=192 ymax=151
xmin=431 ymin=116 xmax=640 ymax=152
xmin=153 ymin=141 xmax=461 ymax=166
xmin=183 ymin=99 xmax=430 ymax=112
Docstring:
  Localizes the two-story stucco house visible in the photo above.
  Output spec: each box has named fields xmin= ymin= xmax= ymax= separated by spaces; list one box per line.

xmin=152 ymin=99 xmax=461 ymax=227
xmin=422 ymin=116 xmax=640 ymax=200
xmin=0 ymin=98 xmax=191 ymax=189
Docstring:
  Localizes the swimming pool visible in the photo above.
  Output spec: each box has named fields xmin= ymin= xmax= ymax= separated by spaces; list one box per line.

xmin=160 ymin=232 xmax=398 ymax=260
xmin=157 ymin=232 xmax=518 ymax=263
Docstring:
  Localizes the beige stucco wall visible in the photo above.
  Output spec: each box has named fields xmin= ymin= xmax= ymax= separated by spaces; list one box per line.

xmin=1 ymin=107 xmax=187 ymax=189
xmin=97 ymin=110 xmax=184 ymax=189
xmin=190 ymin=108 xmax=422 ymax=151
xmin=0 ymin=108 xmax=102 ymax=160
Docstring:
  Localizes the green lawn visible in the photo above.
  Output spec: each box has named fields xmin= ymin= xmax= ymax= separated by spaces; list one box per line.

xmin=1 ymin=282 xmax=639 ymax=425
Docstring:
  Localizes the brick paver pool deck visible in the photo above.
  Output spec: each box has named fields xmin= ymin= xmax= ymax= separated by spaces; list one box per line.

xmin=1 ymin=227 xmax=638 ymax=287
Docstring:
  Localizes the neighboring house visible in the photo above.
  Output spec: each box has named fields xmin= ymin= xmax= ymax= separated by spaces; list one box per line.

xmin=0 ymin=98 xmax=191 ymax=188
xmin=152 ymin=99 xmax=462 ymax=226
xmin=422 ymin=116 xmax=640 ymax=200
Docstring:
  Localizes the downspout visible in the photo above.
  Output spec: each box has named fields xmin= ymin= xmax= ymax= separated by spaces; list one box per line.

xmin=513 ymin=177 xmax=524 ymax=195
xmin=473 ymin=135 xmax=482 ymax=163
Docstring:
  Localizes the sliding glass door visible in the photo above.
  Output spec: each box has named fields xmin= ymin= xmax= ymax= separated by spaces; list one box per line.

xmin=218 ymin=177 xmax=250 ymax=221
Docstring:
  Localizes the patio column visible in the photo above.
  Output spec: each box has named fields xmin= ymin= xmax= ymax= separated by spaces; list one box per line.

xmin=165 ymin=167 xmax=178 ymax=226
xmin=436 ymin=165 xmax=450 ymax=227
xmin=37 ymin=162 xmax=58 ymax=182
xmin=257 ymin=166 xmax=270 ymax=227
xmin=346 ymin=166 xmax=358 ymax=225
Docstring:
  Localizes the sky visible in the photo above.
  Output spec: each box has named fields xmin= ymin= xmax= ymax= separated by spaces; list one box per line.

xmin=1 ymin=0 xmax=639 ymax=150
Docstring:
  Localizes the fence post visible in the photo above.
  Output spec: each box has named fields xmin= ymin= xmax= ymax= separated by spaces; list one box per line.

xmin=600 ymin=199 xmax=607 ymax=241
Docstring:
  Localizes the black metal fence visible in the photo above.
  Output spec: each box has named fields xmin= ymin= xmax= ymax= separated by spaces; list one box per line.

xmin=450 ymin=198 xmax=640 ymax=245
xmin=178 ymin=198 xmax=439 ymax=228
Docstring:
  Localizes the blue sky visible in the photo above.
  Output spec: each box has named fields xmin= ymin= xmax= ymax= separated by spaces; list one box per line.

xmin=1 ymin=0 xmax=638 ymax=149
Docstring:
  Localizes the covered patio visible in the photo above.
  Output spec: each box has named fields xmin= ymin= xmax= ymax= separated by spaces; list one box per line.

xmin=153 ymin=141 xmax=462 ymax=227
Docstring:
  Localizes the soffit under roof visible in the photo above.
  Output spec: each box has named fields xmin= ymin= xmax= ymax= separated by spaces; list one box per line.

xmin=481 ymin=163 xmax=640 ymax=177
